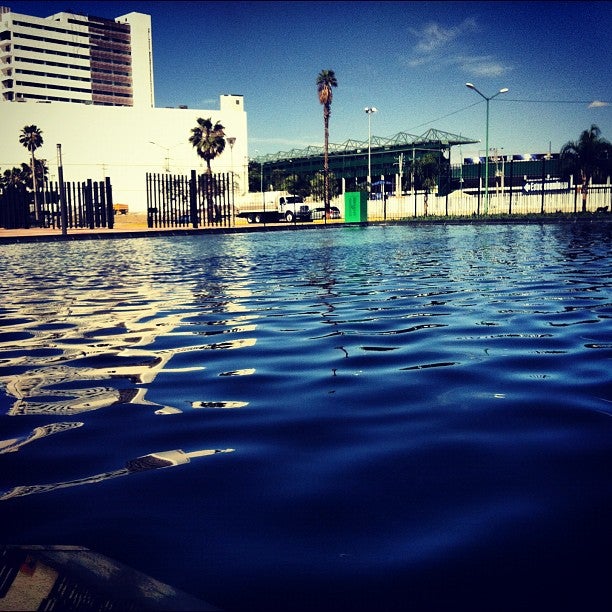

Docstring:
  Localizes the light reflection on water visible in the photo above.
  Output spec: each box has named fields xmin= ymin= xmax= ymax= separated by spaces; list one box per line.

xmin=0 ymin=222 xmax=611 ymax=611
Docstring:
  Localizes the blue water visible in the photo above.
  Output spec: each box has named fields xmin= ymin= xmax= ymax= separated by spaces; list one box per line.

xmin=0 ymin=222 xmax=611 ymax=611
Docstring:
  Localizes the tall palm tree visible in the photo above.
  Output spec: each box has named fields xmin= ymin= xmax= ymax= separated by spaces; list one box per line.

xmin=189 ymin=117 xmax=226 ymax=221
xmin=560 ymin=124 xmax=612 ymax=212
xmin=19 ymin=125 xmax=43 ymax=221
xmin=317 ymin=69 xmax=338 ymax=218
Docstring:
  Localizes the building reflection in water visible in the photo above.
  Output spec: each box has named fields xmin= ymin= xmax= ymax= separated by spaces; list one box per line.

xmin=0 ymin=238 xmax=256 ymax=498
xmin=0 ymin=448 xmax=234 ymax=500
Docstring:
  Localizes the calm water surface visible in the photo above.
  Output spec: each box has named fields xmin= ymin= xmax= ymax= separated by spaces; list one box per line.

xmin=0 ymin=222 xmax=611 ymax=611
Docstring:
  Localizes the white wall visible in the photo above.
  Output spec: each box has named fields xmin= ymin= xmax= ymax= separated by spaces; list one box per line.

xmin=0 ymin=96 xmax=249 ymax=211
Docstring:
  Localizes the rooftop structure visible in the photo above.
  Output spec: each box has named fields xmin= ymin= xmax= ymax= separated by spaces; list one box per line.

xmin=254 ymin=129 xmax=479 ymax=194
xmin=253 ymin=129 xmax=478 ymax=165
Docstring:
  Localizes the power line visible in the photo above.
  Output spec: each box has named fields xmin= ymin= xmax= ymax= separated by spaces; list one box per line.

xmin=407 ymin=100 xmax=483 ymax=131
xmin=407 ymin=96 xmax=610 ymax=134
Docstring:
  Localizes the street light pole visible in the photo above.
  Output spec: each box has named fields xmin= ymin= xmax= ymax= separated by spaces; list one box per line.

xmin=227 ymin=136 xmax=236 ymax=189
xmin=365 ymin=107 xmax=377 ymax=196
xmin=465 ymin=83 xmax=508 ymax=214
xmin=149 ymin=141 xmax=178 ymax=173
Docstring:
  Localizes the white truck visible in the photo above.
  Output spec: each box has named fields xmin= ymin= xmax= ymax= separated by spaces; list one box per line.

xmin=235 ymin=191 xmax=312 ymax=223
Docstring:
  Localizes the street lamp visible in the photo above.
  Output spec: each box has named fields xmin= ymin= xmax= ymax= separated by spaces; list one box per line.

xmin=465 ymin=83 xmax=508 ymax=214
xmin=227 ymin=136 xmax=236 ymax=191
xmin=149 ymin=141 xmax=182 ymax=173
xmin=364 ymin=107 xmax=377 ymax=195
xmin=148 ymin=141 xmax=170 ymax=172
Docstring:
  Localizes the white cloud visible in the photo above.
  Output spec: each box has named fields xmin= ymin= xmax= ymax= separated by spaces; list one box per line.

xmin=409 ymin=18 xmax=478 ymax=55
xmin=456 ymin=55 xmax=513 ymax=77
xmin=589 ymin=100 xmax=610 ymax=108
xmin=405 ymin=17 xmax=512 ymax=77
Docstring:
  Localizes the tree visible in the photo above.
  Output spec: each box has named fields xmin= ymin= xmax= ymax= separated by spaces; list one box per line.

xmin=189 ymin=117 xmax=226 ymax=221
xmin=282 ymin=173 xmax=311 ymax=199
xmin=1 ymin=165 xmax=29 ymax=191
xmin=316 ymin=69 xmax=338 ymax=218
xmin=415 ymin=153 xmax=440 ymax=215
xmin=310 ymin=171 xmax=340 ymax=202
xmin=19 ymin=125 xmax=43 ymax=221
xmin=560 ymin=124 xmax=612 ymax=212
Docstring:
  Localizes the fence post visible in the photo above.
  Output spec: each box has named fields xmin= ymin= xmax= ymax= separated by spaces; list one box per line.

xmin=146 ymin=173 xmax=154 ymax=228
xmin=85 ymin=179 xmax=94 ymax=229
xmin=93 ymin=181 xmax=102 ymax=227
xmin=190 ymin=170 xmax=198 ymax=228
xmin=540 ymin=158 xmax=546 ymax=214
xmin=477 ymin=163 xmax=481 ymax=215
xmin=105 ymin=177 xmax=114 ymax=229
xmin=57 ymin=144 xmax=67 ymax=236
xmin=573 ymin=181 xmax=578 ymax=213
xmin=508 ymin=159 xmax=513 ymax=215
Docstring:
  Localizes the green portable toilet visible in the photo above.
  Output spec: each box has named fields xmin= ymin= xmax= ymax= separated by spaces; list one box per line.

xmin=344 ymin=191 xmax=368 ymax=222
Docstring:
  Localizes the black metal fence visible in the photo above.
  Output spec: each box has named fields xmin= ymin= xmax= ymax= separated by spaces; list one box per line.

xmin=146 ymin=171 xmax=234 ymax=228
xmin=0 ymin=178 xmax=114 ymax=230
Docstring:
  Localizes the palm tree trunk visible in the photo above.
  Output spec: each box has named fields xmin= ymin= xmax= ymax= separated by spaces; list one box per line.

xmin=581 ymin=170 xmax=588 ymax=212
xmin=323 ymin=108 xmax=330 ymax=217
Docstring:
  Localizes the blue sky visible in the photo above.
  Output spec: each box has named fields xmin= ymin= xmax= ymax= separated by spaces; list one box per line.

xmin=10 ymin=1 xmax=612 ymax=161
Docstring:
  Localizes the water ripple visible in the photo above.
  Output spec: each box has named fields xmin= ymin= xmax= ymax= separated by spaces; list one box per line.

xmin=0 ymin=223 xmax=610 ymax=611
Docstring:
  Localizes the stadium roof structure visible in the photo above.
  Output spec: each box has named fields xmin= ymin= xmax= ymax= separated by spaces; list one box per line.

xmin=252 ymin=128 xmax=479 ymax=163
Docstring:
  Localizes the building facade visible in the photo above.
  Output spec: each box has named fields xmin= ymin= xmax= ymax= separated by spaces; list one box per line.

xmin=0 ymin=6 xmax=154 ymax=107
xmin=0 ymin=7 xmax=248 ymax=210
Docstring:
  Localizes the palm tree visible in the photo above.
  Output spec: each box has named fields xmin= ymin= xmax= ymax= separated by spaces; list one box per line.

xmin=1 ymin=165 xmax=28 ymax=191
xmin=19 ymin=125 xmax=43 ymax=221
xmin=317 ymin=69 xmax=338 ymax=218
xmin=189 ymin=117 xmax=226 ymax=221
xmin=560 ymin=125 xmax=612 ymax=212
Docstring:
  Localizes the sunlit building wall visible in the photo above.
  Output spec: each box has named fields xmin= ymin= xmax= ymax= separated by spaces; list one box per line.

xmin=0 ymin=7 xmax=249 ymax=210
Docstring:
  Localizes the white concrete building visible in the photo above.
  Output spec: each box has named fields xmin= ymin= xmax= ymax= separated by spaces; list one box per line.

xmin=0 ymin=6 xmax=154 ymax=107
xmin=0 ymin=6 xmax=249 ymax=211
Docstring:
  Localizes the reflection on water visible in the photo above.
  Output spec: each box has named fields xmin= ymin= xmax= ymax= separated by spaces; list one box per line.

xmin=0 ymin=448 xmax=234 ymax=501
xmin=0 ymin=422 xmax=83 ymax=454
xmin=0 ymin=223 xmax=611 ymax=611
xmin=0 ymin=237 xmax=258 ymax=418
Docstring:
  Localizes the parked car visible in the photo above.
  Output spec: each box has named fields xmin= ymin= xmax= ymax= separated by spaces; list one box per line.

xmin=310 ymin=206 xmax=341 ymax=220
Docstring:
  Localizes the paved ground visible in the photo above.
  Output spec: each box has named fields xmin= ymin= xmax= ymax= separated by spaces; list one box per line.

xmin=0 ymin=212 xmax=345 ymax=243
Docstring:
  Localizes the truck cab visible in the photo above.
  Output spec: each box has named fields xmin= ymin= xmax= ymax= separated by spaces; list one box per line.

xmin=278 ymin=195 xmax=310 ymax=222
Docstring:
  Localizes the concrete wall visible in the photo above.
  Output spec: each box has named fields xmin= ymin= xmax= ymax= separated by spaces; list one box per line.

xmin=0 ymin=96 xmax=249 ymax=211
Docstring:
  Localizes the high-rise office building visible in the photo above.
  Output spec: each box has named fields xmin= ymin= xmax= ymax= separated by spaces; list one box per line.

xmin=0 ymin=6 xmax=154 ymax=107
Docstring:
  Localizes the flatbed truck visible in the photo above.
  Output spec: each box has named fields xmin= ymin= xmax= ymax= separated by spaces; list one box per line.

xmin=236 ymin=192 xmax=311 ymax=223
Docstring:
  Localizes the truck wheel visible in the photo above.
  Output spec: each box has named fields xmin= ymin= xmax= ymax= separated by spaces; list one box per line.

xmin=285 ymin=211 xmax=294 ymax=223
xmin=254 ymin=214 xmax=263 ymax=223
